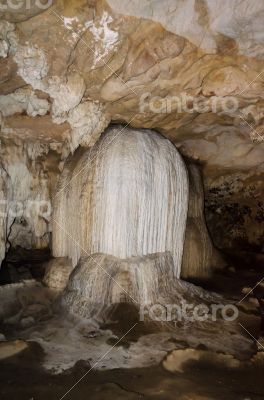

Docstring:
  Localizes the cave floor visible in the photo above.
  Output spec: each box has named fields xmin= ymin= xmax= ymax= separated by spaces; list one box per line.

xmin=1 ymin=264 xmax=264 ymax=399
xmin=0 ymin=339 xmax=264 ymax=400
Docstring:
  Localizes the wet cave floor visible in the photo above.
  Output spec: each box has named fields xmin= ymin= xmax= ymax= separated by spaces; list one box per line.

xmin=0 ymin=339 xmax=264 ymax=400
xmin=0 ymin=253 xmax=264 ymax=400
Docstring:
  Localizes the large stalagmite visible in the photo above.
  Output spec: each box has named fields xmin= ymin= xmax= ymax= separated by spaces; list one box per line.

xmin=62 ymin=251 xmax=217 ymax=324
xmin=61 ymin=251 xmax=218 ymax=321
xmin=53 ymin=127 xmax=189 ymax=278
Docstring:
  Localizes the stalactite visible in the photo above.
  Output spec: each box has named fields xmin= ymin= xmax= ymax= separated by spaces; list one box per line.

xmin=53 ymin=127 xmax=189 ymax=278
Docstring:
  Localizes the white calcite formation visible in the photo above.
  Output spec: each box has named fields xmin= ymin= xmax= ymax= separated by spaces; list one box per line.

xmin=0 ymin=138 xmax=56 ymax=265
xmin=0 ymin=0 xmax=263 ymax=274
xmin=60 ymin=252 xmax=256 ymax=364
xmin=0 ymin=86 xmax=49 ymax=117
xmin=181 ymin=164 xmax=224 ymax=279
xmin=62 ymin=252 xmax=177 ymax=320
xmin=66 ymin=101 xmax=110 ymax=153
xmin=53 ymin=127 xmax=189 ymax=278
xmin=61 ymin=252 xmax=221 ymax=322
xmin=13 ymin=42 xmax=109 ymax=150
xmin=43 ymin=257 xmax=72 ymax=291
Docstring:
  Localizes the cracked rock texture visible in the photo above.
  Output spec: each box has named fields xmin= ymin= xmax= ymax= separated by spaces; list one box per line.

xmin=0 ymin=0 xmax=263 ymax=266
xmin=0 ymin=136 xmax=63 ymax=265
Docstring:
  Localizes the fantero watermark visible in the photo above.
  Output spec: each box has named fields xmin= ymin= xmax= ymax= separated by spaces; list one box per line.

xmin=0 ymin=0 xmax=53 ymax=11
xmin=139 ymin=92 xmax=239 ymax=115
xmin=139 ymin=301 xmax=239 ymax=323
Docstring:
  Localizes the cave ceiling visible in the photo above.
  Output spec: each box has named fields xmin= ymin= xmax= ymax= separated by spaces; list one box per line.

xmin=0 ymin=0 xmax=263 ymax=254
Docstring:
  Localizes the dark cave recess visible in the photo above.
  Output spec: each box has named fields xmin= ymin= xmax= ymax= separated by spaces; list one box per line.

xmin=0 ymin=246 xmax=51 ymax=285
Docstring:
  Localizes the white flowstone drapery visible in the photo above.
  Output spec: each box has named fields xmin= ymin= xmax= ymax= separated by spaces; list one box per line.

xmin=52 ymin=127 xmax=189 ymax=278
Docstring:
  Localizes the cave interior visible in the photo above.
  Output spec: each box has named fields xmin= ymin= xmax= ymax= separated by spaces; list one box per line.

xmin=0 ymin=1 xmax=264 ymax=399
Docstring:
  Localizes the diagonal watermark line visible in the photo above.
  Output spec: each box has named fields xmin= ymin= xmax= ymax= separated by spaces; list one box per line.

xmin=53 ymin=218 xmax=138 ymax=305
xmin=238 ymin=112 xmax=264 ymax=141
xmin=49 ymin=5 xmax=264 ymax=152
xmin=238 ymin=70 xmax=264 ymax=96
xmin=50 ymin=2 xmax=264 ymax=104
xmin=59 ymin=322 xmax=138 ymax=400
xmin=234 ymin=68 xmax=264 ymax=142
xmin=239 ymin=323 xmax=264 ymax=350
xmin=238 ymin=276 xmax=264 ymax=304
xmin=53 ymin=116 xmax=138 ymax=199
xmin=50 ymin=8 xmax=138 ymax=97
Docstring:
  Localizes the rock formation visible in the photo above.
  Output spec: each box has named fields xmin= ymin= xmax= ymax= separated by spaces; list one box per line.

xmin=43 ymin=257 xmax=72 ymax=291
xmin=62 ymin=252 xmax=178 ymax=320
xmin=0 ymin=136 xmax=57 ymax=265
xmin=0 ymin=1 xmax=263 ymax=388
xmin=181 ymin=164 xmax=225 ymax=279
xmin=61 ymin=252 xmax=255 ymax=360
xmin=53 ymin=126 xmax=223 ymax=280
xmin=0 ymin=0 xmax=263 ymax=264
xmin=53 ymin=127 xmax=189 ymax=278
xmin=62 ymin=251 xmax=220 ymax=321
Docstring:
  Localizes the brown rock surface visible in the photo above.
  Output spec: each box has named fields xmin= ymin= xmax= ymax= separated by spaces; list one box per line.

xmin=0 ymin=0 xmax=263 ymax=264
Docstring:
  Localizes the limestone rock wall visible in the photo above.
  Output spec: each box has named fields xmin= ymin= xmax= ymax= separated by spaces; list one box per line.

xmin=0 ymin=164 xmax=7 ymax=265
xmin=107 ymin=0 xmax=264 ymax=58
xmin=0 ymin=0 xmax=263 ymax=262
xmin=205 ymin=171 xmax=264 ymax=253
xmin=0 ymin=136 xmax=62 ymax=265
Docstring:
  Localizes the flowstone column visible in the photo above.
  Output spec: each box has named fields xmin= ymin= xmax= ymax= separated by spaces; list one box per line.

xmin=53 ymin=126 xmax=189 ymax=278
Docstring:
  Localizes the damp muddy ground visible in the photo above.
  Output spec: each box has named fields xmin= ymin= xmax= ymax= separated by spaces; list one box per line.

xmin=1 ymin=266 xmax=264 ymax=399
xmin=0 ymin=339 xmax=264 ymax=400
